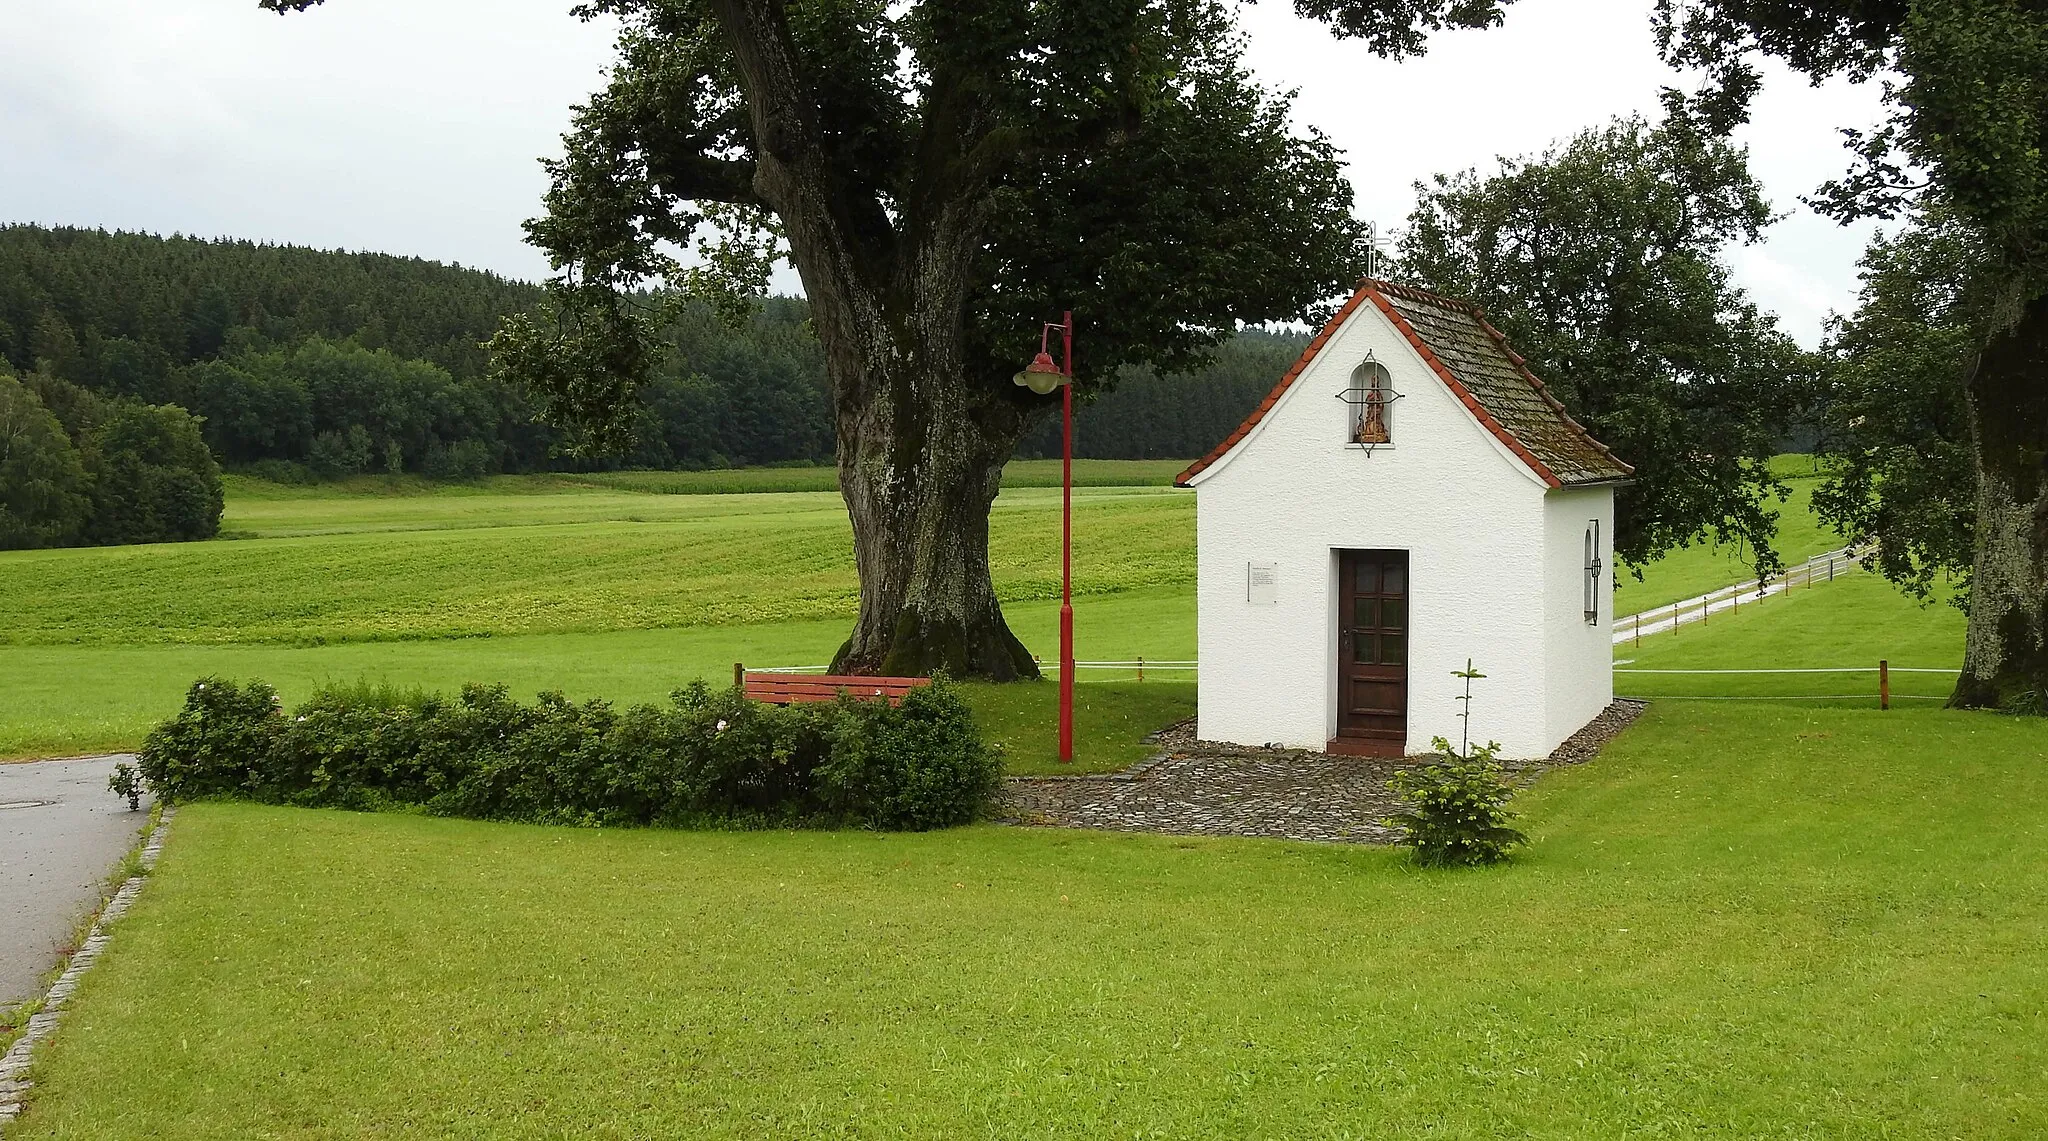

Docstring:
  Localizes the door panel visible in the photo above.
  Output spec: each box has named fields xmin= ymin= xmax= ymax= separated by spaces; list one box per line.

xmin=1336 ymin=549 xmax=1409 ymax=749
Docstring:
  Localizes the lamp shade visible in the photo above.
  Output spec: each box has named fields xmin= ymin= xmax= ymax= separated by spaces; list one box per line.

xmin=1012 ymin=350 xmax=1066 ymax=395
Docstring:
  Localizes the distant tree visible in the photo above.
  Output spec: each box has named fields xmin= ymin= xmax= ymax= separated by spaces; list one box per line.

xmin=29 ymin=311 xmax=82 ymax=380
xmin=0 ymin=225 xmax=538 ymax=382
xmin=1657 ymin=0 xmax=2048 ymax=709
xmin=0 ymin=369 xmax=92 ymax=550
xmin=178 ymin=357 xmax=317 ymax=464
xmin=1399 ymin=113 xmax=1818 ymax=575
xmin=269 ymin=0 xmax=1514 ymax=678
xmin=91 ymin=337 xmax=178 ymax=403
xmin=19 ymin=363 xmax=108 ymax=442
xmin=186 ymin=282 xmax=238 ymax=360
xmin=83 ymin=403 xmax=225 ymax=545
xmin=1811 ymin=211 xmax=1980 ymax=604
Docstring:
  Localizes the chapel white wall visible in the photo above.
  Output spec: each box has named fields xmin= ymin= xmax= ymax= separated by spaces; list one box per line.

xmin=1541 ymin=486 xmax=1616 ymax=751
xmin=1192 ymin=301 xmax=1559 ymax=757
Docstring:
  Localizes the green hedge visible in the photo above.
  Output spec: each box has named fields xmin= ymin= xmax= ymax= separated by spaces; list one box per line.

xmin=139 ymin=677 xmax=1001 ymax=831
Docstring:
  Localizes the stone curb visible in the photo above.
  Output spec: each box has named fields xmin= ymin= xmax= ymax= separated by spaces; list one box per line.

xmin=0 ymin=807 xmax=174 ymax=1131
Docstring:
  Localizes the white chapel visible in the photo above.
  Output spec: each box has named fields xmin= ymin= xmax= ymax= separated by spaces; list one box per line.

xmin=1175 ymin=279 xmax=1633 ymax=759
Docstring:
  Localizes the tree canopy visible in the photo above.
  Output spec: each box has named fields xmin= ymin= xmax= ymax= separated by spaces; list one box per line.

xmin=262 ymin=0 xmax=1521 ymax=679
xmin=1399 ymin=113 xmax=1816 ymax=574
xmin=1811 ymin=209 xmax=1980 ymax=603
xmin=0 ymin=369 xmax=91 ymax=550
xmin=1658 ymin=0 xmax=2048 ymax=710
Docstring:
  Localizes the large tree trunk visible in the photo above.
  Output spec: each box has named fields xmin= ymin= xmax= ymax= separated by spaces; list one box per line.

xmin=712 ymin=0 xmax=1041 ymax=680
xmin=831 ymin=362 xmax=1038 ymax=680
xmin=1952 ymin=291 xmax=2048 ymax=711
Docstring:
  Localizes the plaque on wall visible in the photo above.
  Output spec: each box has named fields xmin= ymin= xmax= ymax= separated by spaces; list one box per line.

xmin=1247 ymin=561 xmax=1278 ymax=605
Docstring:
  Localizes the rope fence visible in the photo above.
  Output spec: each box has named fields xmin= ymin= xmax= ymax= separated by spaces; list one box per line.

xmin=1617 ymin=661 xmax=1959 ymax=709
xmin=750 ymin=658 xmax=1961 ymax=707
xmin=752 ymin=659 xmax=1200 ymax=681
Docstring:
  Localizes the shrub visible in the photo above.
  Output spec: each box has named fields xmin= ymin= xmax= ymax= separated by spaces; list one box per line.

xmin=138 ymin=676 xmax=997 ymax=832
xmin=422 ymin=438 xmax=494 ymax=480
xmin=108 ymin=762 xmax=144 ymax=811
xmin=240 ymin=458 xmax=316 ymax=485
xmin=307 ymin=425 xmax=374 ymax=478
xmin=1384 ymin=737 xmax=1528 ymax=867
xmin=138 ymin=677 xmax=285 ymax=801
xmin=816 ymin=682 xmax=1002 ymax=830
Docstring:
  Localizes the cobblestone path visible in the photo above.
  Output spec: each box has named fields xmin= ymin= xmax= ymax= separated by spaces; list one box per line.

xmin=999 ymin=700 xmax=1646 ymax=844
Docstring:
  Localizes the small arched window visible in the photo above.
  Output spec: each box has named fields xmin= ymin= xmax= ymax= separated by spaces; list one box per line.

xmin=1583 ymin=519 xmax=1604 ymax=624
xmin=1349 ymin=360 xmax=1394 ymax=444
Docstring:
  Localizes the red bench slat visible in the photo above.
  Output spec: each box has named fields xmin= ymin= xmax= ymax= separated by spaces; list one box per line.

xmin=741 ymin=669 xmax=931 ymax=706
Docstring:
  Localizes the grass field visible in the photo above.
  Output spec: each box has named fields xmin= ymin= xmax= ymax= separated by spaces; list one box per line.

xmin=6 ymin=485 xmax=1190 ymax=647
xmin=1610 ymin=471 xmax=1839 ymax=616
xmin=1617 ymin=568 xmax=1965 ymax=705
xmin=0 ymin=454 xmax=1874 ymax=766
xmin=12 ymin=699 xmax=2046 ymax=1138
xmin=218 ymin=457 xmax=1188 ymax=508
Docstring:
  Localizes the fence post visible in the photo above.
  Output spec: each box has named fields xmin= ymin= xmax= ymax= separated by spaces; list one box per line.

xmin=734 ymin=662 xmax=745 ymax=690
xmin=1673 ymin=602 xmax=1679 ymax=636
xmin=1879 ymin=659 xmax=1890 ymax=711
xmin=1137 ymin=655 xmax=1145 ymax=682
xmin=1634 ymin=612 xmax=1640 ymax=647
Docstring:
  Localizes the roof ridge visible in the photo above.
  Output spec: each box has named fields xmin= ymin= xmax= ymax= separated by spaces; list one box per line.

xmin=1364 ymin=277 xmax=1481 ymax=317
xmin=1175 ymin=279 xmax=1633 ymax=489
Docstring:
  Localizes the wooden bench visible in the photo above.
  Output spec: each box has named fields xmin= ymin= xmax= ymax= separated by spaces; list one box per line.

xmin=736 ymin=664 xmax=931 ymax=706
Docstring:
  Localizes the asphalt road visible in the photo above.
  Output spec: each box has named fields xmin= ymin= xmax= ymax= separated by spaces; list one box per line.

xmin=0 ymin=756 xmax=153 ymax=1007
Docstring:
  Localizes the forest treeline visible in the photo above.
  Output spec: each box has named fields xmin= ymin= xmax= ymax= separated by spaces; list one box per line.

xmin=0 ymin=224 xmax=1295 ymax=547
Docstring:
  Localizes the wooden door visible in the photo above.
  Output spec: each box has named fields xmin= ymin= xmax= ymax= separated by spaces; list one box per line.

xmin=1334 ymin=550 xmax=1409 ymax=755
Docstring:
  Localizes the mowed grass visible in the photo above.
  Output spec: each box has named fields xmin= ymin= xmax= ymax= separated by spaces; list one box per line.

xmin=14 ymin=701 xmax=2048 ymax=1139
xmin=3 ymin=485 xmax=1190 ymax=646
xmin=0 ymin=589 xmax=1196 ymax=773
xmin=1612 ymin=473 xmax=1841 ymax=616
xmin=1617 ymin=567 xmax=1966 ymax=705
xmin=217 ymin=457 xmax=1186 ymax=510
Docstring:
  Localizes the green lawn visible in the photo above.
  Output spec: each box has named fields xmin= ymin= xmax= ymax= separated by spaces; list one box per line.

xmin=0 ymin=588 xmax=1195 ymax=773
xmin=1617 ymin=568 xmax=1965 ymax=705
xmin=13 ymin=700 xmax=2047 ymax=1138
xmin=1612 ymin=474 xmax=1841 ymax=616
xmin=219 ymin=458 xmax=1187 ymax=507
xmin=5 ymin=485 xmax=1190 ymax=647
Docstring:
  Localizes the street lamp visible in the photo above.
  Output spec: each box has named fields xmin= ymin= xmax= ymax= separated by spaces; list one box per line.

xmin=1015 ymin=311 xmax=1075 ymax=762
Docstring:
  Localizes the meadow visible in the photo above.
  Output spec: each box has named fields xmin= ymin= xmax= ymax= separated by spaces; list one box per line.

xmin=1609 ymin=460 xmax=1840 ymax=615
xmin=0 ymin=455 xmax=1911 ymax=765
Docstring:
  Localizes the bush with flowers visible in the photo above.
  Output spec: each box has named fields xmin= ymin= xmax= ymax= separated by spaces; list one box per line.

xmin=138 ymin=675 xmax=999 ymax=831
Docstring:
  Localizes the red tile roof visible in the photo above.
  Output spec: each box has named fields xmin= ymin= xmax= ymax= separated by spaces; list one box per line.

xmin=1174 ymin=279 xmax=1633 ymax=489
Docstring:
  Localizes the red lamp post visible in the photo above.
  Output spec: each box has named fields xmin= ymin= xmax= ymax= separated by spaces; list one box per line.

xmin=1015 ymin=312 xmax=1075 ymax=762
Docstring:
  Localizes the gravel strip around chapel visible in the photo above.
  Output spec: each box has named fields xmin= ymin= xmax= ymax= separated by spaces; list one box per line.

xmin=999 ymin=700 xmax=1648 ymax=844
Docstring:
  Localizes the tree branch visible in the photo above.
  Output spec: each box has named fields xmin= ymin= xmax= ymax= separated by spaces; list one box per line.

xmin=648 ymin=153 xmax=762 ymax=207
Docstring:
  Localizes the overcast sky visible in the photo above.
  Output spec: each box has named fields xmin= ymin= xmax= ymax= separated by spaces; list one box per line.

xmin=1 ymin=0 xmax=1889 ymax=346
